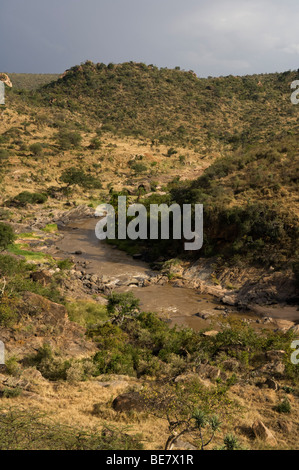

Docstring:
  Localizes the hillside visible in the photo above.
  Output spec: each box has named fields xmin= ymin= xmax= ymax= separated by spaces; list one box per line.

xmin=34 ymin=61 xmax=299 ymax=148
xmin=8 ymin=73 xmax=60 ymax=91
xmin=0 ymin=63 xmax=298 ymax=450
xmin=1 ymin=62 xmax=298 ymax=275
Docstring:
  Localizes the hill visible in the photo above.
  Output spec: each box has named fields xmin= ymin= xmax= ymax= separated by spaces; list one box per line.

xmin=33 ymin=61 xmax=299 ymax=148
xmin=7 ymin=73 xmax=60 ymax=90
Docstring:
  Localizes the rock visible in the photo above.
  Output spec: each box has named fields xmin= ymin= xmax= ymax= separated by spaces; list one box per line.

xmin=171 ymin=439 xmax=197 ymax=451
xmin=132 ymin=254 xmax=143 ymax=260
xmin=262 ymin=316 xmax=273 ymax=324
xmin=221 ymin=359 xmax=240 ymax=372
xmin=258 ymin=361 xmax=286 ymax=377
xmin=174 ymin=373 xmax=212 ymax=388
xmin=3 ymin=292 xmax=97 ymax=358
xmin=195 ymin=309 xmax=217 ymax=320
xmin=290 ymin=324 xmax=299 ymax=335
xmin=202 ymin=330 xmax=219 ymax=337
xmin=275 ymin=319 xmax=295 ymax=332
xmin=271 ymin=361 xmax=285 ymax=376
xmin=264 ymin=378 xmax=279 ymax=391
xmin=252 ymin=420 xmax=277 ymax=446
xmin=197 ymin=364 xmax=226 ymax=381
xmin=97 ymin=380 xmax=129 ymax=389
xmin=112 ymin=392 xmax=147 ymax=413
xmin=222 ymin=295 xmax=236 ymax=306
xmin=266 ymin=350 xmax=286 ymax=361
xmin=30 ymin=271 xmax=52 ymax=286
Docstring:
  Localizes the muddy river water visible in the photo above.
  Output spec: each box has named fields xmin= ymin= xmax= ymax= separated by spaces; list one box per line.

xmin=56 ymin=218 xmax=298 ymax=331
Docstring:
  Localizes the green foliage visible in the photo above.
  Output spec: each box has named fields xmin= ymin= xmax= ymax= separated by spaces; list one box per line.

xmin=0 ymin=149 xmax=9 ymax=161
xmin=56 ymin=258 xmax=73 ymax=270
xmin=89 ymin=137 xmax=102 ymax=150
xmin=66 ymin=301 xmax=108 ymax=327
xmin=33 ymin=62 xmax=299 ymax=147
xmin=60 ymin=167 xmax=102 ymax=189
xmin=2 ymin=387 xmax=22 ymax=398
xmin=274 ymin=398 xmax=292 ymax=414
xmin=0 ymin=254 xmax=63 ymax=304
xmin=29 ymin=143 xmax=43 ymax=156
xmin=57 ymin=130 xmax=82 ymax=150
xmin=0 ymin=223 xmax=15 ymax=251
xmin=222 ymin=433 xmax=241 ymax=450
xmin=8 ymin=191 xmax=48 ymax=207
xmin=42 ymin=223 xmax=58 ymax=233
xmin=107 ymin=292 xmax=140 ymax=318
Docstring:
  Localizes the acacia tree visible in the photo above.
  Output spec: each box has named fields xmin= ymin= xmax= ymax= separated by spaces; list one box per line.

xmin=59 ymin=167 xmax=102 ymax=193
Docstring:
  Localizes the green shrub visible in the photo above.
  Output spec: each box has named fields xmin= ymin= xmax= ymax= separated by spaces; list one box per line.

xmin=57 ymin=130 xmax=82 ymax=150
xmin=274 ymin=398 xmax=291 ymax=414
xmin=60 ymin=167 xmax=102 ymax=189
xmin=2 ymin=387 xmax=22 ymax=398
xmin=0 ymin=223 xmax=15 ymax=251
xmin=0 ymin=149 xmax=9 ymax=160
xmin=9 ymin=191 xmax=48 ymax=207
xmin=29 ymin=143 xmax=43 ymax=156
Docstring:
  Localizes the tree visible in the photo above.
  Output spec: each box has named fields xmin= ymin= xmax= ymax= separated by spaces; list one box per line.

xmin=107 ymin=292 xmax=140 ymax=324
xmin=164 ymin=409 xmax=221 ymax=451
xmin=29 ymin=143 xmax=43 ymax=156
xmin=60 ymin=167 xmax=102 ymax=190
xmin=57 ymin=131 xmax=82 ymax=150
xmin=0 ymin=223 xmax=15 ymax=251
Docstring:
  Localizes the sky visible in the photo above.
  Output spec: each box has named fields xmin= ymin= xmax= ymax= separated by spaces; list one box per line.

xmin=1 ymin=0 xmax=299 ymax=77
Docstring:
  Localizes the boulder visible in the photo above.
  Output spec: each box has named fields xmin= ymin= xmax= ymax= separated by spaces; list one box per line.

xmin=252 ymin=420 xmax=277 ymax=446
xmin=202 ymin=330 xmax=219 ymax=337
xmin=112 ymin=392 xmax=147 ymax=413
xmin=1 ymin=292 xmax=96 ymax=358
xmin=30 ymin=271 xmax=52 ymax=286
xmin=264 ymin=378 xmax=279 ymax=391
xmin=197 ymin=364 xmax=226 ymax=381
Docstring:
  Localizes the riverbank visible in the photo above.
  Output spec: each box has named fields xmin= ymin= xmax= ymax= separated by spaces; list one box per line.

xmin=52 ymin=216 xmax=298 ymax=332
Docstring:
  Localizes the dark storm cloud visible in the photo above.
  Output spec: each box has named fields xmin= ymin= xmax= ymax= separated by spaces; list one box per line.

xmin=0 ymin=0 xmax=298 ymax=76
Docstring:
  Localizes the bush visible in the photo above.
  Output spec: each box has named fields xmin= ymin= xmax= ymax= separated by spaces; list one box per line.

xmin=275 ymin=398 xmax=291 ymax=414
xmin=0 ymin=149 xmax=9 ymax=161
xmin=60 ymin=167 xmax=102 ymax=189
xmin=29 ymin=143 xmax=43 ymax=156
xmin=0 ymin=223 xmax=15 ymax=251
xmin=9 ymin=191 xmax=48 ymax=207
xmin=57 ymin=130 xmax=82 ymax=150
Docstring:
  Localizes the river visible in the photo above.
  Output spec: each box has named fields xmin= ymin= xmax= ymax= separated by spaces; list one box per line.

xmin=55 ymin=218 xmax=298 ymax=331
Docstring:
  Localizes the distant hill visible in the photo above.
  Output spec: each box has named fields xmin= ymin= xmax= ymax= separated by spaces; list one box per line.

xmin=33 ymin=61 xmax=299 ymax=147
xmin=8 ymin=73 xmax=60 ymax=90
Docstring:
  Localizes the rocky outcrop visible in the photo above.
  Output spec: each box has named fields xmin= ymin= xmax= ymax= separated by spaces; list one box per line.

xmin=252 ymin=420 xmax=277 ymax=446
xmin=0 ymin=292 xmax=96 ymax=358
xmin=112 ymin=392 xmax=147 ymax=412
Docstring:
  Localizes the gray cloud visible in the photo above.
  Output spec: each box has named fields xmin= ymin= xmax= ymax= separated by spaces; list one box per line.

xmin=0 ymin=0 xmax=298 ymax=76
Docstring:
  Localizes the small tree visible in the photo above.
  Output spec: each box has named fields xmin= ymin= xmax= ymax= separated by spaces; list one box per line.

xmin=29 ymin=143 xmax=43 ymax=156
xmin=107 ymin=292 xmax=140 ymax=324
xmin=60 ymin=167 xmax=102 ymax=191
xmin=0 ymin=223 xmax=15 ymax=251
xmin=165 ymin=409 xmax=221 ymax=450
